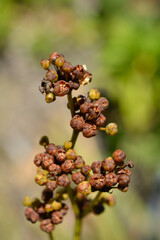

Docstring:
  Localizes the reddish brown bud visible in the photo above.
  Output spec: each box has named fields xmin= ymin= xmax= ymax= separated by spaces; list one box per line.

xmin=128 ymin=160 xmax=134 ymax=168
xmin=25 ymin=207 xmax=39 ymax=223
xmin=81 ymin=165 xmax=91 ymax=175
xmin=41 ymin=155 xmax=54 ymax=170
xmin=91 ymin=161 xmax=102 ymax=174
xmin=82 ymin=123 xmax=98 ymax=138
xmin=57 ymin=174 xmax=70 ymax=187
xmin=51 ymin=211 xmax=63 ymax=224
xmin=69 ymin=81 xmax=79 ymax=90
xmin=72 ymin=172 xmax=85 ymax=184
xmin=89 ymin=174 xmax=105 ymax=189
xmin=46 ymin=144 xmax=57 ymax=156
xmin=54 ymin=80 xmax=70 ymax=97
xmin=70 ymin=115 xmax=85 ymax=132
xmin=77 ymin=181 xmax=91 ymax=195
xmin=113 ymin=149 xmax=126 ymax=164
xmin=40 ymin=219 xmax=54 ymax=233
xmin=102 ymin=157 xmax=115 ymax=172
xmin=49 ymin=52 xmax=61 ymax=64
xmin=88 ymin=105 xmax=100 ymax=119
xmin=118 ymin=185 xmax=129 ymax=192
xmin=46 ymin=70 xmax=58 ymax=82
xmin=61 ymin=160 xmax=75 ymax=173
xmin=66 ymin=149 xmax=77 ymax=161
xmin=105 ymin=173 xmax=118 ymax=187
xmin=118 ymin=174 xmax=130 ymax=187
xmin=62 ymin=62 xmax=73 ymax=73
xmin=49 ymin=164 xmax=61 ymax=176
xmin=55 ymin=149 xmax=67 ymax=163
xmin=34 ymin=153 xmax=43 ymax=166
xmin=94 ymin=97 xmax=109 ymax=112
xmin=46 ymin=180 xmax=57 ymax=192
xmin=55 ymin=56 xmax=66 ymax=67
xmin=93 ymin=203 xmax=105 ymax=215
xmin=95 ymin=114 xmax=106 ymax=127
xmin=80 ymin=101 xmax=92 ymax=115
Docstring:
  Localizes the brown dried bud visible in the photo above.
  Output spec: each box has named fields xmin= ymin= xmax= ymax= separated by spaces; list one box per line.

xmin=77 ymin=181 xmax=91 ymax=195
xmin=74 ymin=156 xmax=85 ymax=169
xmin=36 ymin=204 xmax=45 ymax=214
xmin=79 ymin=71 xmax=92 ymax=86
xmin=55 ymin=56 xmax=66 ymax=67
xmin=49 ymin=52 xmax=62 ymax=64
xmin=34 ymin=153 xmax=43 ymax=166
xmin=46 ymin=70 xmax=58 ymax=82
xmin=91 ymin=161 xmax=102 ymax=174
xmin=70 ymin=115 xmax=85 ymax=132
xmin=57 ymin=174 xmax=70 ymax=187
xmin=62 ymin=62 xmax=73 ymax=73
xmin=80 ymin=101 xmax=92 ymax=115
xmin=55 ymin=149 xmax=67 ymax=163
xmin=46 ymin=180 xmax=57 ymax=192
xmin=118 ymin=174 xmax=130 ymax=187
xmin=118 ymin=185 xmax=129 ymax=192
xmin=46 ymin=144 xmax=57 ymax=156
xmin=94 ymin=97 xmax=109 ymax=112
xmin=95 ymin=114 xmax=106 ymax=127
xmin=72 ymin=172 xmax=85 ymax=184
xmin=41 ymin=189 xmax=53 ymax=202
xmin=25 ymin=207 xmax=39 ymax=223
xmin=89 ymin=174 xmax=105 ymax=189
xmin=40 ymin=219 xmax=54 ymax=233
xmin=66 ymin=149 xmax=77 ymax=161
xmin=77 ymin=95 xmax=86 ymax=105
xmin=128 ymin=160 xmax=134 ymax=168
xmin=105 ymin=173 xmax=118 ymax=187
xmin=48 ymin=163 xmax=62 ymax=176
xmin=81 ymin=165 xmax=91 ymax=175
xmin=82 ymin=123 xmax=98 ymax=138
xmin=61 ymin=160 xmax=75 ymax=173
xmin=69 ymin=81 xmax=79 ymax=90
xmin=41 ymin=154 xmax=54 ymax=170
xmin=54 ymin=80 xmax=70 ymax=97
xmin=113 ymin=149 xmax=126 ymax=164
xmin=51 ymin=211 xmax=63 ymax=224
xmin=60 ymin=204 xmax=69 ymax=216
xmin=88 ymin=105 xmax=100 ymax=119
xmin=102 ymin=157 xmax=115 ymax=172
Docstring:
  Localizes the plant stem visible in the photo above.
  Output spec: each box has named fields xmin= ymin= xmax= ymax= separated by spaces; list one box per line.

xmin=82 ymin=191 xmax=102 ymax=218
xmin=70 ymin=130 xmax=79 ymax=149
xmin=49 ymin=232 xmax=54 ymax=240
xmin=74 ymin=216 xmax=82 ymax=240
xmin=67 ymin=91 xmax=75 ymax=118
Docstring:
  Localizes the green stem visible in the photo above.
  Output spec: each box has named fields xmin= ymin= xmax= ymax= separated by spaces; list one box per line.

xmin=82 ymin=192 xmax=102 ymax=218
xmin=49 ymin=232 xmax=54 ymax=240
xmin=74 ymin=216 xmax=82 ymax=240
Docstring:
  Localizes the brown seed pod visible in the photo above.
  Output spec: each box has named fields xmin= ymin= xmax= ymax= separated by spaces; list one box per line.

xmin=94 ymin=114 xmax=106 ymax=127
xmin=70 ymin=115 xmax=85 ymax=132
xmin=102 ymin=157 xmax=115 ymax=172
xmin=40 ymin=219 xmax=54 ymax=233
xmin=88 ymin=105 xmax=100 ymax=119
xmin=113 ymin=149 xmax=126 ymax=164
xmin=54 ymin=80 xmax=70 ymax=96
xmin=82 ymin=123 xmax=98 ymax=138
xmin=91 ymin=161 xmax=102 ymax=174
xmin=61 ymin=160 xmax=75 ymax=173
xmin=62 ymin=62 xmax=73 ymax=73
xmin=81 ymin=165 xmax=91 ymax=175
xmin=48 ymin=163 xmax=62 ymax=176
xmin=118 ymin=174 xmax=130 ymax=187
xmin=46 ymin=180 xmax=57 ymax=192
xmin=51 ymin=211 xmax=63 ymax=224
xmin=46 ymin=144 xmax=57 ymax=156
xmin=89 ymin=174 xmax=105 ymax=189
xmin=74 ymin=156 xmax=85 ymax=169
xmin=55 ymin=149 xmax=67 ymax=163
xmin=49 ymin=52 xmax=62 ymax=64
xmin=34 ymin=153 xmax=44 ymax=166
xmin=80 ymin=101 xmax=92 ymax=115
xmin=72 ymin=172 xmax=85 ymax=185
xmin=68 ymin=81 xmax=79 ymax=90
xmin=94 ymin=97 xmax=109 ymax=112
xmin=105 ymin=173 xmax=118 ymax=187
xmin=57 ymin=174 xmax=70 ymax=187
xmin=41 ymin=189 xmax=53 ymax=202
xmin=25 ymin=207 xmax=39 ymax=223
xmin=46 ymin=70 xmax=58 ymax=82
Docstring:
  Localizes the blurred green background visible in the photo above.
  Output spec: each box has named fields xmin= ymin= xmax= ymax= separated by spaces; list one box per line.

xmin=0 ymin=0 xmax=160 ymax=239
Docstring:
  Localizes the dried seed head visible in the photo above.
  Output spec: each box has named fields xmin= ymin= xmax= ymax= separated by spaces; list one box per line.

xmin=105 ymin=173 xmax=118 ymax=187
xmin=91 ymin=161 xmax=102 ymax=174
xmin=70 ymin=115 xmax=85 ymax=132
xmin=102 ymin=157 xmax=115 ymax=172
xmin=118 ymin=174 xmax=130 ymax=187
xmin=72 ymin=172 xmax=85 ymax=185
xmin=82 ymin=123 xmax=98 ymax=138
xmin=77 ymin=181 xmax=91 ymax=195
xmin=25 ymin=207 xmax=39 ymax=223
xmin=105 ymin=123 xmax=118 ymax=136
xmin=89 ymin=174 xmax=105 ymax=189
xmin=57 ymin=174 xmax=70 ymax=187
xmin=81 ymin=165 xmax=91 ymax=175
xmin=113 ymin=149 xmax=126 ymax=164
xmin=40 ymin=219 xmax=54 ymax=233
xmin=46 ymin=180 xmax=57 ymax=192
xmin=54 ymin=80 xmax=70 ymax=96
xmin=40 ymin=59 xmax=50 ymax=70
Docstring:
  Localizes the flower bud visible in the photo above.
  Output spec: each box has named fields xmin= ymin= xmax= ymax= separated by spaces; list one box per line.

xmin=105 ymin=123 xmax=118 ymax=136
xmin=46 ymin=143 xmax=57 ymax=156
xmin=70 ymin=115 xmax=85 ymax=132
xmin=46 ymin=180 xmax=57 ymax=192
xmin=64 ymin=141 xmax=73 ymax=150
xmin=46 ymin=70 xmax=58 ymax=82
xmin=23 ymin=196 xmax=31 ymax=206
xmin=77 ymin=181 xmax=91 ymax=195
xmin=49 ymin=52 xmax=61 ymax=64
xmin=118 ymin=174 xmax=130 ymax=187
xmin=45 ymin=93 xmax=55 ymax=103
xmin=74 ymin=156 xmax=85 ymax=169
xmin=82 ymin=123 xmax=98 ymax=138
xmin=72 ymin=172 xmax=85 ymax=185
xmin=57 ymin=174 xmax=70 ymax=187
xmin=55 ymin=56 xmax=66 ymax=67
xmin=89 ymin=89 xmax=100 ymax=100
xmin=66 ymin=149 xmax=77 ymax=160
xmin=48 ymin=163 xmax=61 ymax=176
xmin=95 ymin=114 xmax=106 ymax=127
xmin=39 ymin=136 xmax=49 ymax=148
xmin=54 ymin=80 xmax=70 ymax=96
xmin=113 ymin=149 xmax=126 ymax=164
xmin=61 ymin=160 xmax=75 ymax=173
xmin=81 ymin=165 xmax=91 ymax=175
xmin=102 ymin=157 xmax=115 ymax=172
xmin=91 ymin=161 xmax=102 ymax=174
xmin=105 ymin=173 xmax=118 ymax=187
xmin=40 ymin=59 xmax=50 ymax=70
xmin=89 ymin=174 xmax=105 ymax=189
xmin=94 ymin=97 xmax=109 ymax=112
xmin=40 ymin=219 xmax=54 ymax=233
xmin=62 ymin=62 xmax=73 ymax=73
xmin=25 ymin=207 xmax=39 ymax=223
xmin=35 ymin=174 xmax=47 ymax=186
xmin=51 ymin=211 xmax=63 ymax=224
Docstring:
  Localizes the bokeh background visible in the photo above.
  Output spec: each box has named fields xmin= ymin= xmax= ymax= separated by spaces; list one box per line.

xmin=0 ymin=0 xmax=160 ymax=239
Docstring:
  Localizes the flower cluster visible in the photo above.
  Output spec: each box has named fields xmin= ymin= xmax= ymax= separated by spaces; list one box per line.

xmin=39 ymin=52 xmax=92 ymax=103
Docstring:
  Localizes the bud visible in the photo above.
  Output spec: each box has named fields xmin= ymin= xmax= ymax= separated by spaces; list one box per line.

xmin=46 ymin=180 xmax=57 ymax=192
xmin=39 ymin=136 xmax=49 ymax=148
xmin=49 ymin=52 xmax=61 ymax=64
xmin=46 ymin=70 xmax=58 ymax=82
xmin=46 ymin=143 xmax=57 ymax=156
xmin=105 ymin=173 xmax=118 ymax=187
xmin=82 ymin=123 xmax=98 ymax=138
xmin=55 ymin=56 xmax=66 ymax=67
xmin=64 ymin=141 xmax=73 ymax=150
xmin=89 ymin=174 xmax=105 ymax=189
xmin=102 ymin=157 xmax=115 ymax=172
xmin=23 ymin=196 xmax=31 ymax=206
xmin=113 ymin=149 xmax=126 ymax=164
xmin=70 ymin=115 xmax=85 ymax=132
xmin=62 ymin=62 xmax=73 ymax=73
xmin=74 ymin=156 xmax=85 ymax=169
xmin=40 ymin=219 xmax=54 ymax=233
xmin=51 ymin=211 xmax=63 ymax=224
xmin=81 ymin=165 xmax=91 ymax=175
xmin=57 ymin=174 xmax=70 ymax=187
xmin=91 ymin=161 xmax=102 ymax=174
xmin=72 ymin=172 xmax=85 ymax=185
xmin=77 ymin=181 xmax=91 ymax=195
xmin=61 ymin=160 xmax=75 ymax=173
xmin=35 ymin=174 xmax=47 ymax=186
xmin=40 ymin=59 xmax=50 ymax=70
xmin=118 ymin=174 xmax=130 ymax=187
xmin=25 ymin=207 xmax=39 ymax=223
xmin=66 ymin=149 xmax=77 ymax=160
xmin=89 ymin=89 xmax=100 ymax=100
xmin=105 ymin=123 xmax=118 ymax=136
xmin=45 ymin=93 xmax=55 ymax=103
xmin=54 ymin=80 xmax=70 ymax=97
xmin=95 ymin=114 xmax=106 ymax=127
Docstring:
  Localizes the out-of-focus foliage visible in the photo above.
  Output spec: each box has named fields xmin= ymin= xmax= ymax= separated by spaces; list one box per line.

xmin=0 ymin=0 xmax=160 ymax=240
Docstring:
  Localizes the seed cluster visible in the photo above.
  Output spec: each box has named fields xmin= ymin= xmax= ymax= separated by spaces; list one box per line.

xmin=39 ymin=52 xmax=92 ymax=103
